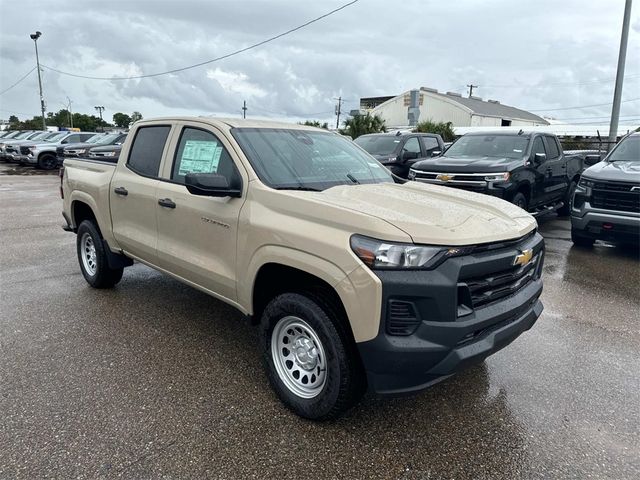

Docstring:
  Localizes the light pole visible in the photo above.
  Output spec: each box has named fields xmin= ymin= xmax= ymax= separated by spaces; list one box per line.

xmin=94 ymin=106 xmax=105 ymax=132
xmin=30 ymin=31 xmax=46 ymax=131
xmin=67 ymin=96 xmax=73 ymax=129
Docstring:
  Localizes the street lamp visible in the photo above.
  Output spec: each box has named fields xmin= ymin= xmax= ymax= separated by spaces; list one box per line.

xmin=94 ymin=106 xmax=105 ymax=132
xmin=30 ymin=31 xmax=46 ymax=131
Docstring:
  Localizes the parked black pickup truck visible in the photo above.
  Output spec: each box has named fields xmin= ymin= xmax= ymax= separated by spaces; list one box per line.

xmin=408 ymin=131 xmax=585 ymax=215
xmin=354 ymin=132 xmax=445 ymax=179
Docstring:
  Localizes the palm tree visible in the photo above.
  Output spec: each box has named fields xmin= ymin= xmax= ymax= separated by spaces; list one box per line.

xmin=342 ymin=113 xmax=386 ymax=139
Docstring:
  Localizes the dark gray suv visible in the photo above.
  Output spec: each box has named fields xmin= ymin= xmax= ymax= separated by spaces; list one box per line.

xmin=571 ymin=132 xmax=640 ymax=247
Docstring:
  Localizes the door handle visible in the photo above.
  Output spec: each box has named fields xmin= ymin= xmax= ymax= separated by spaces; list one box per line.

xmin=113 ymin=187 xmax=128 ymax=196
xmin=158 ymin=198 xmax=176 ymax=209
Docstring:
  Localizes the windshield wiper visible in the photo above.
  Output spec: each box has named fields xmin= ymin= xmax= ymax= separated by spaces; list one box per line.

xmin=274 ymin=186 xmax=323 ymax=192
xmin=346 ymin=173 xmax=360 ymax=184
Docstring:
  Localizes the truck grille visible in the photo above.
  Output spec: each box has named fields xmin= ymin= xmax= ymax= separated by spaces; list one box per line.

xmin=464 ymin=253 xmax=541 ymax=309
xmin=410 ymin=170 xmax=488 ymax=188
xmin=19 ymin=146 xmax=31 ymax=155
xmin=56 ymin=146 xmax=64 ymax=157
xmin=591 ymin=181 xmax=640 ymax=213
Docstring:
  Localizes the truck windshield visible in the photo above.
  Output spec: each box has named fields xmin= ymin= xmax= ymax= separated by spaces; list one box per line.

xmin=608 ymin=136 xmax=639 ymax=162
xmin=232 ymin=128 xmax=393 ymax=191
xmin=445 ymin=135 xmax=529 ymax=159
xmin=354 ymin=135 xmax=401 ymax=155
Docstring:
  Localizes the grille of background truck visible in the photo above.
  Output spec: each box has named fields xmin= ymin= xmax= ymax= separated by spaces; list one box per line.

xmin=591 ymin=181 xmax=640 ymax=213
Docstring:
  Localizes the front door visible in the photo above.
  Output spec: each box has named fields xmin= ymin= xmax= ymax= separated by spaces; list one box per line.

xmin=530 ymin=135 xmax=553 ymax=207
xmin=155 ymin=124 xmax=245 ymax=302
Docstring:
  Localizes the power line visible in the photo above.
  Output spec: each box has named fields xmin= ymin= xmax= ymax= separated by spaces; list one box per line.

xmin=40 ymin=1 xmax=359 ymax=81
xmin=555 ymin=113 xmax=639 ymax=121
xmin=528 ymin=97 xmax=640 ymax=112
xmin=0 ymin=67 xmax=37 ymax=96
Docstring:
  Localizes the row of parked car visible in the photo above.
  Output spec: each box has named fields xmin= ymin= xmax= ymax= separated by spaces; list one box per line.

xmin=354 ymin=129 xmax=639 ymax=248
xmin=0 ymin=129 xmax=126 ymax=169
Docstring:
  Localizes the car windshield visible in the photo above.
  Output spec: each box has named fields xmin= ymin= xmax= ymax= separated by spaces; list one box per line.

xmin=354 ymin=135 xmax=401 ymax=156
xmin=95 ymin=133 xmax=122 ymax=145
xmin=29 ymin=132 xmax=51 ymax=141
xmin=608 ymin=135 xmax=640 ymax=162
xmin=85 ymin=134 xmax=106 ymax=144
xmin=232 ymin=128 xmax=393 ymax=191
xmin=14 ymin=131 xmax=34 ymax=139
xmin=46 ymin=133 xmax=67 ymax=142
xmin=444 ymin=135 xmax=530 ymax=159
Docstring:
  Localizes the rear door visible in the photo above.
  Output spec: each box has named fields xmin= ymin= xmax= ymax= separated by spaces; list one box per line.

xmin=110 ymin=124 xmax=173 ymax=263
xmin=154 ymin=122 xmax=245 ymax=301
xmin=543 ymin=135 xmax=568 ymax=202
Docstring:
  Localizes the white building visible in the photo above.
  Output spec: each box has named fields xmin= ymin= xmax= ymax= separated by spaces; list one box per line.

xmin=360 ymin=87 xmax=549 ymax=128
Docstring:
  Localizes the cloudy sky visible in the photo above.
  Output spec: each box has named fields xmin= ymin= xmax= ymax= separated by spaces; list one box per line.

xmin=0 ymin=0 xmax=638 ymax=127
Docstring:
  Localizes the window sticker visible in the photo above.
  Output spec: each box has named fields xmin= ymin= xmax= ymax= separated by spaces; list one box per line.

xmin=178 ymin=140 xmax=223 ymax=175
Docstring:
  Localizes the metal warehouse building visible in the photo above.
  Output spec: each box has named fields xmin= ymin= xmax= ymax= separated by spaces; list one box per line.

xmin=360 ymin=87 xmax=549 ymax=128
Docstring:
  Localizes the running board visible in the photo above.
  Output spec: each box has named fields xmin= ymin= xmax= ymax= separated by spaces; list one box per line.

xmin=531 ymin=201 xmax=564 ymax=217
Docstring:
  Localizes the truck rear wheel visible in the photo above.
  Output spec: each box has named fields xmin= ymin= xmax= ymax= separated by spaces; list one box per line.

xmin=76 ymin=220 xmax=124 ymax=288
xmin=558 ymin=180 xmax=577 ymax=216
xmin=259 ymin=292 xmax=365 ymax=420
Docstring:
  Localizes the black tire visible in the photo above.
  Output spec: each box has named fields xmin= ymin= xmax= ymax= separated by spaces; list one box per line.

xmin=558 ymin=180 xmax=577 ymax=216
xmin=259 ymin=292 xmax=365 ymax=420
xmin=76 ymin=220 xmax=124 ymax=288
xmin=512 ymin=192 xmax=528 ymax=211
xmin=37 ymin=153 xmax=57 ymax=170
xmin=571 ymin=228 xmax=595 ymax=248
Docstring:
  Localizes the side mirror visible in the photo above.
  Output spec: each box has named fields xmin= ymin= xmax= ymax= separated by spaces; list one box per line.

xmin=401 ymin=150 xmax=420 ymax=162
xmin=185 ymin=173 xmax=241 ymax=198
xmin=533 ymin=153 xmax=546 ymax=164
xmin=584 ymin=154 xmax=601 ymax=166
xmin=430 ymin=150 xmax=442 ymax=157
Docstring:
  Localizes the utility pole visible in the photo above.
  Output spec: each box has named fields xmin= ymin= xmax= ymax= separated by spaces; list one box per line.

xmin=608 ymin=0 xmax=632 ymax=152
xmin=242 ymin=100 xmax=247 ymax=119
xmin=467 ymin=84 xmax=478 ymax=98
xmin=66 ymin=96 xmax=73 ymax=129
xmin=335 ymin=96 xmax=343 ymax=129
xmin=30 ymin=31 xmax=46 ymax=131
xmin=94 ymin=106 xmax=105 ymax=132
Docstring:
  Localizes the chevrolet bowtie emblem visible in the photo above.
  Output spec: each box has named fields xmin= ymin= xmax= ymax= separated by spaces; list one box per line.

xmin=437 ymin=174 xmax=454 ymax=182
xmin=513 ymin=249 xmax=534 ymax=266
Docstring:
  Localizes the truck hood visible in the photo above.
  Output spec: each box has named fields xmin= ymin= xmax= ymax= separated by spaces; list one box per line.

xmin=305 ymin=181 xmax=536 ymax=245
xmin=412 ymin=155 xmax=522 ymax=173
xmin=583 ymin=160 xmax=640 ymax=182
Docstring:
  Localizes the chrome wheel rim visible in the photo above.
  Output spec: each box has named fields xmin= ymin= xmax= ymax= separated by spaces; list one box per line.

xmin=271 ymin=316 xmax=327 ymax=399
xmin=80 ymin=233 xmax=97 ymax=276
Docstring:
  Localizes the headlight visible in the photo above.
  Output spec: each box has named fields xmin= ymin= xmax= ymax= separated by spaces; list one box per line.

xmin=103 ymin=151 xmax=117 ymax=157
xmin=578 ymin=177 xmax=595 ymax=188
xmin=484 ymin=172 xmax=510 ymax=182
xmin=350 ymin=235 xmax=467 ymax=270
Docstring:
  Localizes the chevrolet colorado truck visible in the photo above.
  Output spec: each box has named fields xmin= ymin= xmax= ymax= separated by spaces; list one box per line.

xmin=571 ymin=132 xmax=640 ymax=247
xmin=18 ymin=131 xmax=95 ymax=169
xmin=409 ymin=131 xmax=583 ymax=215
xmin=61 ymin=117 xmax=544 ymax=420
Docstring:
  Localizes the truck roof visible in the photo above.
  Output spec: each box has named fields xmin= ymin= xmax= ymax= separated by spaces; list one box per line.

xmin=135 ymin=116 xmax=327 ymax=131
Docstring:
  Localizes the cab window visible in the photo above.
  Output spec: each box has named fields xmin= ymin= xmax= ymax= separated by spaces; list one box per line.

xmin=544 ymin=136 xmax=560 ymax=159
xmin=127 ymin=125 xmax=171 ymax=177
xmin=171 ymin=127 xmax=240 ymax=186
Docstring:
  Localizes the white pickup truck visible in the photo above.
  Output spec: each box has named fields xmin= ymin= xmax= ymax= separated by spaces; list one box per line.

xmin=61 ymin=117 xmax=545 ymax=419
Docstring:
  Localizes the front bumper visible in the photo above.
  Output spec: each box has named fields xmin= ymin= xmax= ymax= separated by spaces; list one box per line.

xmin=357 ymin=232 xmax=545 ymax=395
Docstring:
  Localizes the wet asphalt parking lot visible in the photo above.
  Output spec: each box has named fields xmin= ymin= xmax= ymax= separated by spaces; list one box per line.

xmin=0 ymin=165 xmax=638 ymax=479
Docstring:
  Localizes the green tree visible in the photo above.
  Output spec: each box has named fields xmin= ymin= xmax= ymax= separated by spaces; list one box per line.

xmin=8 ymin=115 xmax=20 ymax=129
xmin=131 ymin=111 xmax=143 ymax=123
xmin=341 ymin=113 xmax=386 ymax=139
xmin=113 ymin=112 xmax=132 ymax=128
xmin=413 ymin=120 xmax=456 ymax=142
xmin=300 ymin=120 xmax=329 ymax=129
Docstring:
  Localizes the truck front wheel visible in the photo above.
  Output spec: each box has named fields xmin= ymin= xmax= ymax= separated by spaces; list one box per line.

xmin=37 ymin=153 xmax=57 ymax=170
xmin=512 ymin=192 xmax=528 ymax=211
xmin=76 ymin=221 xmax=124 ymax=288
xmin=259 ymin=292 xmax=365 ymax=420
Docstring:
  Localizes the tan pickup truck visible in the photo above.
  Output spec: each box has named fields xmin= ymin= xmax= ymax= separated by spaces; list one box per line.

xmin=61 ymin=117 xmax=545 ymax=420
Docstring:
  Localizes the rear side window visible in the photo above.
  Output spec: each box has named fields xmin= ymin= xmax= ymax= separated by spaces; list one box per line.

xmin=127 ymin=126 xmax=171 ymax=177
xmin=421 ymin=137 xmax=441 ymax=155
xmin=171 ymin=127 xmax=240 ymax=186
xmin=544 ymin=136 xmax=560 ymax=159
